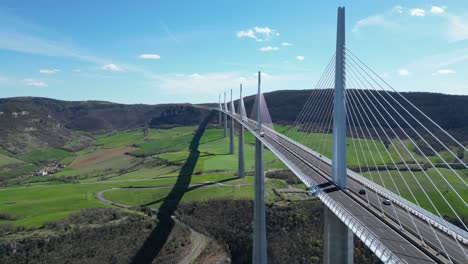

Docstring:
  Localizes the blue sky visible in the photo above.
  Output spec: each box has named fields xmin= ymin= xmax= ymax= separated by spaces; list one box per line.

xmin=0 ymin=0 xmax=467 ymax=104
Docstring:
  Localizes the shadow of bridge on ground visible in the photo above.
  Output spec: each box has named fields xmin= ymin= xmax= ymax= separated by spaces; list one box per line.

xmin=131 ymin=110 xmax=215 ymax=264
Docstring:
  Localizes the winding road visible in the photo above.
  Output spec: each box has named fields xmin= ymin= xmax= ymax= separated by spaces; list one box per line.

xmin=96 ymin=186 xmax=212 ymax=263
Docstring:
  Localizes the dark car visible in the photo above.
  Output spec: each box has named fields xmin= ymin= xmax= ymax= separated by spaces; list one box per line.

xmin=383 ymin=199 xmax=391 ymax=205
xmin=358 ymin=189 xmax=366 ymax=195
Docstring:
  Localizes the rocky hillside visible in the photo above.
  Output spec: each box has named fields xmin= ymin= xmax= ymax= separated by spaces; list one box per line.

xmin=241 ymin=89 xmax=468 ymax=144
xmin=0 ymin=97 xmax=210 ymax=154
xmin=1 ymin=90 xmax=467 ymax=154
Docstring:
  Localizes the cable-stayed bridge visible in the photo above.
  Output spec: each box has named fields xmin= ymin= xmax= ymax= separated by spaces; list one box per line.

xmin=215 ymin=7 xmax=467 ymax=264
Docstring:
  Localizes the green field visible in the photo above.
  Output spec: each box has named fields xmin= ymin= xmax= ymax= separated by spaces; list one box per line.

xmin=285 ymin=126 xmax=429 ymax=166
xmin=20 ymin=148 xmax=72 ymax=163
xmin=0 ymin=179 xmax=177 ymax=226
xmin=102 ymin=175 xmax=286 ymax=208
xmin=0 ymin=153 xmax=23 ymax=167
xmin=362 ymin=168 xmax=468 ymax=219
xmin=0 ymin=125 xmax=287 ymax=227
xmin=0 ymin=122 xmax=466 ymax=228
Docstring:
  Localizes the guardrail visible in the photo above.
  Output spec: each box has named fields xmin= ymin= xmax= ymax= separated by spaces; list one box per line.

xmin=246 ymin=115 xmax=468 ymax=245
xmin=225 ymin=111 xmax=404 ymax=263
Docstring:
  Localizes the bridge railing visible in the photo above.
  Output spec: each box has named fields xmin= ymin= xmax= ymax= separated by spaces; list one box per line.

xmin=229 ymin=111 xmax=403 ymax=263
xmin=223 ymin=110 xmax=468 ymax=245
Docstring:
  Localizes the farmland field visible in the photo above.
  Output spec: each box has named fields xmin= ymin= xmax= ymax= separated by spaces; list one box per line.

xmin=0 ymin=124 xmax=288 ymax=227
xmin=69 ymin=146 xmax=136 ymax=168
xmin=0 ymin=153 xmax=23 ymax=167
xmin=0 ymin=122 xmax=466 ymax=229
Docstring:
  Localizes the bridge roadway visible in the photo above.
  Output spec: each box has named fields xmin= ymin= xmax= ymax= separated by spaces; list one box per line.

xmin=222 ymin=110 xmax=467 ymax=264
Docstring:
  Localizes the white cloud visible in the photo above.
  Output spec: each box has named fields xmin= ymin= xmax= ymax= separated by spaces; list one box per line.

xmin=73 ymin=69 xmax=81 ymax=72
xmin=392 ymin=5 xmax=404 ymax=14
xmin=430 ymin=6 xmax=445 ymax=14
xmin=22 ymin=78 xmax=47 ymax=87
xmin=39 ymin=69 xmax=60 ymax=74
xmin=353 ymin=5 xmax=468 ymax=43
xmin=154 ymin=71 xmax=311 ymax=97
xmin=189 ymin=73 xmax=204 ymax=79
xmin=0 ymin=31 xmax=107 ymax=65
xmin=237 ymin=29 xmax=255 ymax=39
xmin=398 ymin=69 xmax=411 ymax=76
xmin=296 ymin=56 xmax=305 ymax=61
xmin=353 ymin=15 xmax=388 ymax=32
xmin=404 ymin=48 xmax=468 ymax=74
xmin=237 ymin=26 xmax=279 ymax=42
xmin=101 ymin=64 xmax=124 ymax=72
xmin=432 ymin=69 xmax=456 ymax=75
xmin=259 ymin=46 xmax=279 ymax=52
xmin=447 ymin=15 xmax=468 ymax=42
xmin=410 ymin=8 xmax=426 ymax=17
xmin=139 ymin=54 xmax=161 ymax=59
xmin=281 ymin=42 xmax=293 ymax=46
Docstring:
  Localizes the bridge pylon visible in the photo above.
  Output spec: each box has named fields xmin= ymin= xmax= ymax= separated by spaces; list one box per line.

xmin=253 ymin=71 xmax=267 ymax=264
xmin=238 ymin=84 xmax=245 ymax=178
xmin=218 ymin=93 xmax=222 ymax=126
xmin=324 ymin=6 xmax=353 ymax=264
xmin=223 ymin=92 xmax=227 ymax=138
xmin=229 ymin=89 xmax=235 ymax=154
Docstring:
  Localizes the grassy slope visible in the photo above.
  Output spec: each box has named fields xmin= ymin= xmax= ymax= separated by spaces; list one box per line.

xmin=0 ymin=153 xmax=23 ymax=167
xmin=20 ymin=148 xmax=72 ymax=163
xmin=1 ymin=123 xmax=466 ymax=227
xmin=102 ymin=176 xmax=286 ymax=208
xmin=284 ymin=126 xmax=428 ymax=166
xmin=362 ymin=168 xmax=468 ymax=219
xmin=0 ymin=179 xmax=168 ymax=226
xmin=0 ymin=125 xmax=285 ymax=227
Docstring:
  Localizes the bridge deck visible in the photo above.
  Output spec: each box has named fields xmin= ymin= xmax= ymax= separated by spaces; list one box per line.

xmin=225 ymin=111 xmax=467 ymax=264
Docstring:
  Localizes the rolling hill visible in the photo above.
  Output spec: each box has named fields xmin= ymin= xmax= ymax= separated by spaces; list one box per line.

xmin=1 ymin=89 xmax=467 ymax=154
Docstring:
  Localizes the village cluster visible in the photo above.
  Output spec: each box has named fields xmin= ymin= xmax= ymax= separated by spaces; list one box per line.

xmin=33 ymin=161 xmax=65 ymax=176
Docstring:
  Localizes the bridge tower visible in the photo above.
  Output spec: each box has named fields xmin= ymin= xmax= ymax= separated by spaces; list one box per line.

xmin=218 ymin=93 xmax=222 ymax=125
xmin=253 ymin=71 xmax=267 ymax=264
xmin=238 ymin=84 xmax=245 ymax=178
xmin=229 ymin=89 xmax=235 ymax=154
xmin=223 ymin=92 xmax=227 ymax=137
xmin=324 ymin=7 xmax=353 ymax=264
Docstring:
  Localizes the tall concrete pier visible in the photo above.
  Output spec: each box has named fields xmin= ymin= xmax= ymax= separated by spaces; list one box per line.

xmin=229 ymin=89 xmax=235 ymax=154
xmin=324 ymin=7 xmax=353 ymax=264
xmin=253 ymin=71 xmax=267 ymax=264
xmin=237 ymin=84 xmax=245 ymax=178
xmin=223 ymin=92 xmax=227 ymax=138
xmin=218 ymin=93 xmax=222 ymax=125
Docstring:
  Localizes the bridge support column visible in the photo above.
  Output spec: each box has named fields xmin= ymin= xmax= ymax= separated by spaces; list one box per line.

xmin=238 ymin=125 xmax=245 ymax=177
xmin=223 ymin=92 xmax=227 ymax=138
xmin=218 ymin=94 xmax=222 ymax=126
xmin=323 ymin=207 xmax=353 ymax=264
xmin=253 ymin=71 xmax=267 ymax=264
xmin=332 ymin=6 xmax=347 ymax=189
xmin=253 ymin=138 xmax=267 ymax=263
xmin=229 ymin=90 xmax=235 ymax=154
xmin=238 ymin=85 xmax=245 ymax=178
xmin=326 ymin=7 xmax=353 ymax=264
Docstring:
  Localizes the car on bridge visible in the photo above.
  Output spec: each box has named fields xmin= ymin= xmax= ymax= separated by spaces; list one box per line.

xmin=383 ymin=199 xmax=391 ymax=205
xmin=358 ymin=189 xmax=366 ymax=195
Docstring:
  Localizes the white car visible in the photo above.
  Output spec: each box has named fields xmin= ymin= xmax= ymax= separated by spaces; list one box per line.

xmin=259 ymin=131 xmax=265 ymax=137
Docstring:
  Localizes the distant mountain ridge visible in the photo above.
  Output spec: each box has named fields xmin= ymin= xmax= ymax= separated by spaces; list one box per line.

xmin=241 ymin=89 xmax=468 ymax=145
xmin=1 ymin=90 xmax=466 ymax=154
xmin=0 ymin=97 xmax=209 ymax=154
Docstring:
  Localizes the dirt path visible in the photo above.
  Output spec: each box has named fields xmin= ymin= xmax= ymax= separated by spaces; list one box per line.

xmin=96 ymin=186 xmax=210 ymax=263
xmin=176 ymin=219 xmax=207 ymax=264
